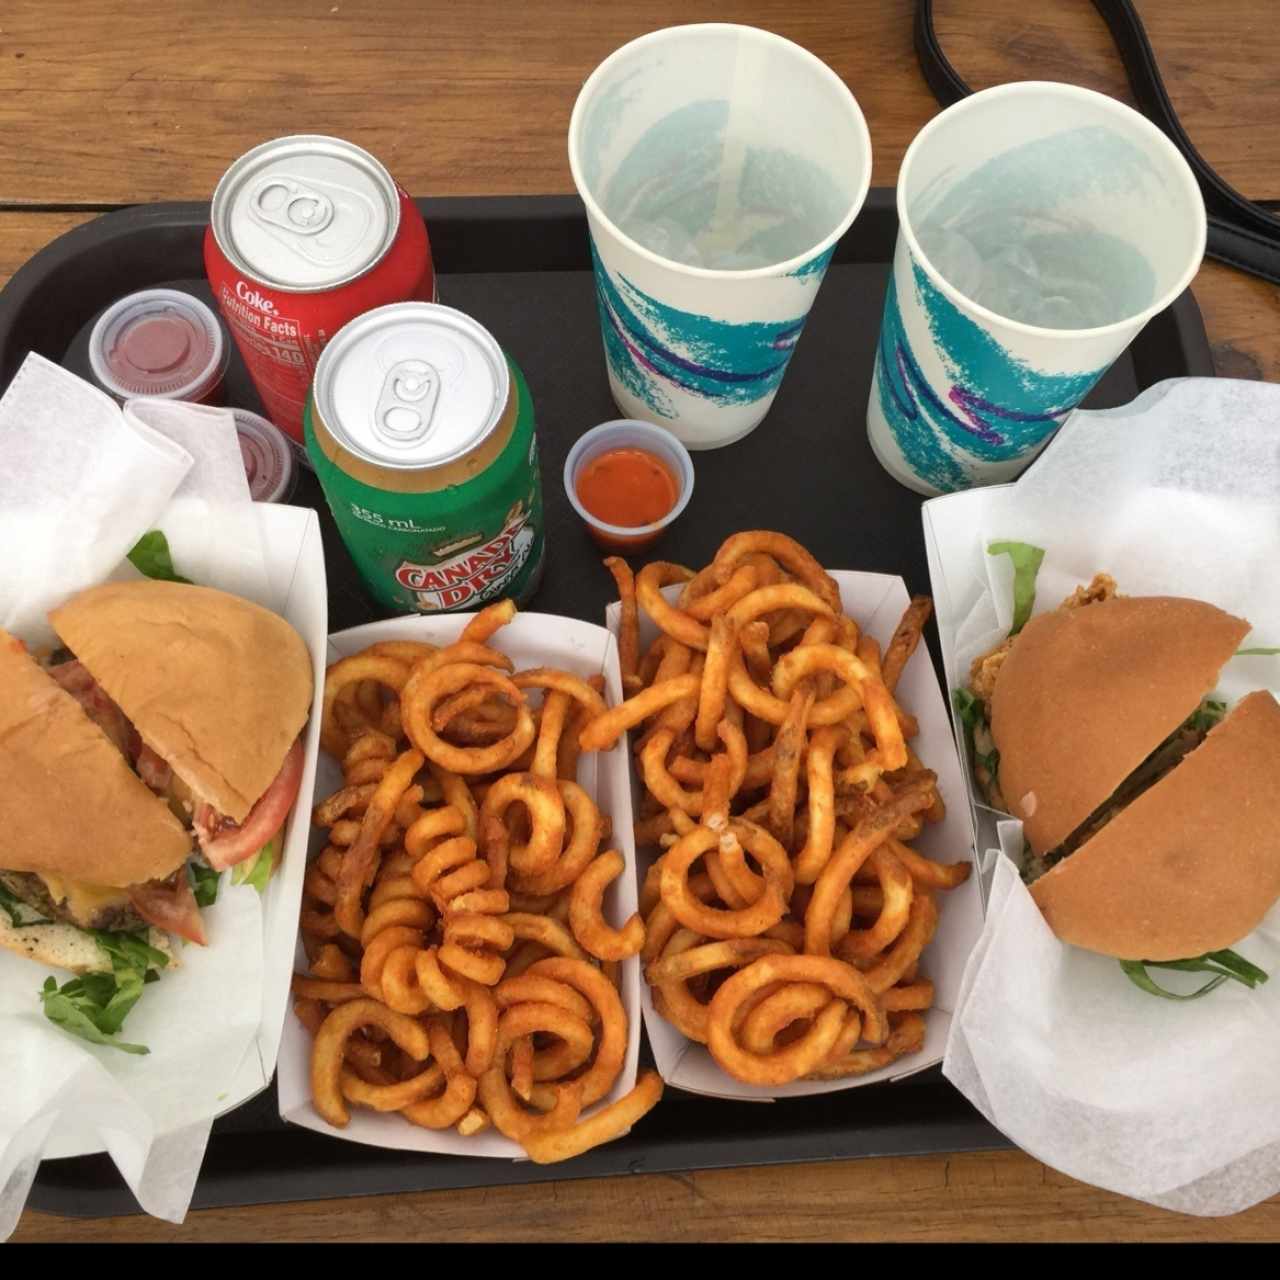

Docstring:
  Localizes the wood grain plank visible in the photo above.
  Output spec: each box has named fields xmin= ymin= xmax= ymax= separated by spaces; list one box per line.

xmin=0 ymin=0 xmax=926 ymax=204
xmin=926 ymin=0 xmax=1280 ymax=199
xmin=0 ymin=0 xmax=1275 ymax=206
xmin=11 ymin=1150 xmax=1280 ymax=1242
xmin=3 ymin=0 xmax=1280 ymax=1244
xmin=0 ymin=210 xmax=93 ymax=283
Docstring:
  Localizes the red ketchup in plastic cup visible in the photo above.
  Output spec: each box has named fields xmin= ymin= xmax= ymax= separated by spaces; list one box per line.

xmin=232 ymin=408 xmax=296 ymax=503
xmin=89 ymin=289 xmax=229 ymax=405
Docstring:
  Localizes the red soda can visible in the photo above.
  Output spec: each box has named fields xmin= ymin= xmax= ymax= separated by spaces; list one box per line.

xmin=204 ymin=135 xmax=435 ymax=458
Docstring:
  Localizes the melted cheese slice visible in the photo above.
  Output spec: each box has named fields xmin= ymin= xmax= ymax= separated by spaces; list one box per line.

xmin=39 ymin=874 xmax=131 ymax=924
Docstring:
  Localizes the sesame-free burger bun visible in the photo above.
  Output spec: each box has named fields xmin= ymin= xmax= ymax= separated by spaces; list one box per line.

xmin=1029 ymin=691 xmax=1280 ymax=960
xmin=0 ymin=631 xmax=190 ymax=887
xmin=990 ymin=596 xmax=1249 ymax=856
xmin=0 ymin=913 xmax=178 ymax=976
xmin=49 ymin=580 xmax=313 ymax=824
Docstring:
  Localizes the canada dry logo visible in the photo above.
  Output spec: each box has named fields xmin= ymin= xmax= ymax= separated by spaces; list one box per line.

xmin=395 ymin=504 xmax=536 ymax=611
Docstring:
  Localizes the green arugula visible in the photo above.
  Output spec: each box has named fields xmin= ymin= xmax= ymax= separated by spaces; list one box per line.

xmin=987 ymin=541 xmax=1046 ymax=634
xmin=1120 ymin=949 xmax=1269 ymax=1001
xmin=89 ymin=929 xmax=170 ymax=974
xmin=189 ymin=861 xmax=222 ymax=908
xmin=230 ymin=835 xmax=281 ymax=896
xmin=40 ymin=974 xmax=151 ymax=1055
xmin=127 ymin=530 xmax=191 ymax=584
xmin=39 ymin=930 xmax=169 ymax=1054
xmin=952 ymin=687 xmax=984 ymax=730
xmin=1185 ymin=699 xmax=1227 ymax=735
xmin=952 ymin=688 xmax=999 ymax=777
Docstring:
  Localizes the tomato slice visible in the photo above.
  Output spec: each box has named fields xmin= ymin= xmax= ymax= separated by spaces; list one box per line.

xmin=198 ymin=738 xmax=305 ymax=871
xmin=129 ymin=871 xmax=207 ymax=946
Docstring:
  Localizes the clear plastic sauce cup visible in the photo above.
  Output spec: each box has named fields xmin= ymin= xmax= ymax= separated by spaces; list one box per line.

xmin=564 ymin=419 xmax=694 ymax=552
xmin=89 ymin=288 xmax=230 ymax=405
xmin=233 ymin=408 xmax=297 ymax=503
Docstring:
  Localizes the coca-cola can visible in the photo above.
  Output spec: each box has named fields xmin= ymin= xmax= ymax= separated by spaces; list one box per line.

xmin=204 ymin=135 xmax=435 ymax=459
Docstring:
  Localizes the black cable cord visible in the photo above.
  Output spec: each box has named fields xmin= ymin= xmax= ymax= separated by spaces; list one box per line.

xmin=913 ymin=0 xmax=1280 ymax=285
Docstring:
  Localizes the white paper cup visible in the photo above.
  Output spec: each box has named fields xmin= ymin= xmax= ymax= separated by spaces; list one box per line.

xmin=867 ymin=81 xmax=1206 ymax=496
xmin=569 ymin=23 xmax=872 ymax=449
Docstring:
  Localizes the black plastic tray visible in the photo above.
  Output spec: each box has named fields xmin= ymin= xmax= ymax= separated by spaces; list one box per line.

xmin=0 ymin=191 xmax=1214 ymax=1217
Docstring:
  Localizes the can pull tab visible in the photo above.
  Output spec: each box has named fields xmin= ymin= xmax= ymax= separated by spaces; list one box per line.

xmin=373 ymin=359 xmax=439 ymax=445
xmin=250 ymin=176 xmax=335 ymax=236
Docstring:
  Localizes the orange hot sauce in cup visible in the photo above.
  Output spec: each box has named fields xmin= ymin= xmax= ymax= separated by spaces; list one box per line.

xmin=575 ymin=447 xmax=679 ymax=531
xmin=564 ymin=420 xmax=694 ymax=551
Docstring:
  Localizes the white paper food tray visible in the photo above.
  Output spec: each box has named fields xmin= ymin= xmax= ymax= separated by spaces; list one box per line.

xmin=919 ymin=381 xmax=1280 ymax=1216
xmin=276 ymin=611 xmax=642 ymax=1158
xmin=606 ymin=572 xmax=982 ymax=1101
xmin=23 ymin=503 xmax=329 ymax=1159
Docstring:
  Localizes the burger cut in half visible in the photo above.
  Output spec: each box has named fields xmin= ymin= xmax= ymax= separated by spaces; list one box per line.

xmin=961 ymin=574 xmax=1280 ymax=964
xmin=0 ymin=580 xmax=312 ymax=976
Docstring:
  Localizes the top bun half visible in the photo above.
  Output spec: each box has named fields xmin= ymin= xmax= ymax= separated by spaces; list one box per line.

xmin=989 ymin=595 xmax=1249 ymax=855
xmin=50 ymin=581 xmax=313 ymax=823
xmin=0 ymin=630 xmax=190 ymax=886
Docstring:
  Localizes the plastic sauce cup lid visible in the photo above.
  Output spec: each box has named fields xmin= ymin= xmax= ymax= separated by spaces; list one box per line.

xmin=563 ymin=419 xmax=694 ymax=551
xmin=233 ymin=408 xmax=296 ymax=503
xmin=89 ymin=289 xmax=229 ymax=401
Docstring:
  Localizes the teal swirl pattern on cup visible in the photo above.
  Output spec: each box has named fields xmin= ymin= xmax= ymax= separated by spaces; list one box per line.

xmin=590 ymin=239 xmax=823 ymax=421
xmin=872 ymin=259 xmax=1107 ymax=494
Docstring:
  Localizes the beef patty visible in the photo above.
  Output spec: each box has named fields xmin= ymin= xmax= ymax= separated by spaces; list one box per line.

xmin=0 ymin=870 xmax=146 ymax=933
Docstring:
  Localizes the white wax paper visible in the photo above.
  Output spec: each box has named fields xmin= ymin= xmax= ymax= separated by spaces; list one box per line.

xmin=922 ymin=377 xmax=1280 ymax=1215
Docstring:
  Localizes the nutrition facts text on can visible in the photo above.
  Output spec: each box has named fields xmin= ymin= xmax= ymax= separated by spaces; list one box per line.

xmin=215 ymin=281 xmax=315 ymax=399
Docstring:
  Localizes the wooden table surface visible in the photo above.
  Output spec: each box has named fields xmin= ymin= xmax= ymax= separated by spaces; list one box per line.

xmin=6 ymin=0 xmax=1279 ymax=1244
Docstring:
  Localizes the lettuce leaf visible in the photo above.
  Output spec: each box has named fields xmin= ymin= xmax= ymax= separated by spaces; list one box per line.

xmin=127 ymin=530 xmax=191 ymax=584
xmin=39 ymin=930 xmax=167 ymax=1054
xmin=952 ymin=687 xmax=985 ymax=731
xmin=987 ymin=541 xmax=1045 ymax=635
xmin=40 ymin=976 xmax=150 ymax=1054
xmin=230 ymin=835 xmax=281 ymax=896
xmin=953 ymin=688 xmax=998 ymax=774
xmin=1120 ymin=948 xmax=1269 ymax=1001
xmin=90 ymin=929 xmax=169 ymax=975
xmin=1185 ymin=698 xmax=1227 ymax=735
xmin=0 ymin=882 xmax=33 ymax=928
xmin=189 ymin=861 xmax=222 ymax=908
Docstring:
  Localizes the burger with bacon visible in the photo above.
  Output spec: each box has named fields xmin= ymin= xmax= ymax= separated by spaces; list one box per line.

xmin=0 ymin=580 xmax=312 ymax=976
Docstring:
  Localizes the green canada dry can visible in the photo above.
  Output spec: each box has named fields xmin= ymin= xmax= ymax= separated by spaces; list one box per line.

xmin=305 ymin=302 xmax=545 ymax=614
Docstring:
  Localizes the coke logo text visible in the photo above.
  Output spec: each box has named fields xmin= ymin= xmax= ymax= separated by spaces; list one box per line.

xmin=235 ymin=280 xmax=278 ymax=314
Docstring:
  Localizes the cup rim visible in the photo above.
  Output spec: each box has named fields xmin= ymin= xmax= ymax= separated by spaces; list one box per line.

xmin=563 ymin=419 xmax=696 ymax=539
xmin=567 ymin=22 xmax=873 ymax=281
xmin=895 ymin=80 xmax=1208 ymax=341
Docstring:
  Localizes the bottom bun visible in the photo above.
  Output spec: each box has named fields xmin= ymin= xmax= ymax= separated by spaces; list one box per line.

xmin=0 ymin=916 xmax=179 ymax=976
xmin=1030 ymin=690 xmax=1280 ymax=960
